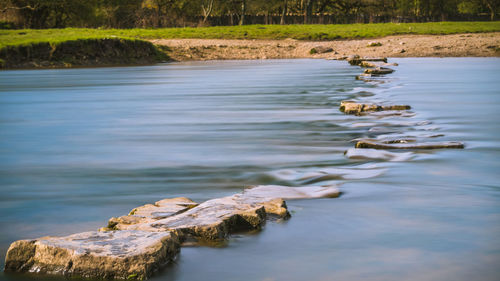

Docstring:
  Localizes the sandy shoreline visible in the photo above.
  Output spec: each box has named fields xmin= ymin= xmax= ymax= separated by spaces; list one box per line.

xmin=151 ymin=32 xmax=500 ymax=61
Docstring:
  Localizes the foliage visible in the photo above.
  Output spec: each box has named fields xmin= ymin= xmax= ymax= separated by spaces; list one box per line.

xmin=0 ymin=0 xmax=499 ymax=28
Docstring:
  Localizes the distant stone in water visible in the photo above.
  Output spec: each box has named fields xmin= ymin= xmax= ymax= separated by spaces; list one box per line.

xmin=360 ymin=57 xmax=388 ymax=62
xmin=364 ymin=67 xmax=395 ymax=75
xmin=344 ymin=148 xmax=414 ymax=162
xmin=347 ymin=55 xmax=387 ymax=66
xmin=355 ymin=139 xmax=465 ymax=149
xmin=361 ymin=110 xmax=415 ymax=118
xmin=310 ymin=46 xmax=333 ymax=54
xmin=347 ymin=55 xmax=361 ymax=65
xmin=4 ymin=230 xmax=180 ymax=280
xmin=340 ymin=101 xmax=411 ymax=115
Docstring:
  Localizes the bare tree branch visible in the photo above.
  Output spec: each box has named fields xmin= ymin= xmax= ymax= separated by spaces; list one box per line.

xmin=1 ymin=4 xmax=38 ymax=13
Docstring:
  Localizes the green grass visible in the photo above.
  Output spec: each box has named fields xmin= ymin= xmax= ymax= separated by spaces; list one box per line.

xmin=1 ymin=22 xmax=499 ymax=49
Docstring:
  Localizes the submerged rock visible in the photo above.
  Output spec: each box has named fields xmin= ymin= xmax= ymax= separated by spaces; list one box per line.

xmin=4 ymin=230 xmax=180 ymax=280
xmin=344 ymin=148 xmax=414 ymax=162
xmin=243 ymin=185 xmax=340 ymax=200
xmin=340 ymin=101 xmax=411 ymax=115
xmin=267 ymin=167 xmax=384 ymax=183
xmin=355 ymin=139 xmax=465 ymax=149
xmin=326 ymin=56 xmax=348 ymax=60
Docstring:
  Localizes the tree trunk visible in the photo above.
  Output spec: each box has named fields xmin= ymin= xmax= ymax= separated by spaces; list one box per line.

xmin=239 ymin=0 xmax=246 ymax=25
xmin=303 ymin=0 xmax=313 ymax=24
xmin=280 ymin=0 xmax=288 ymax=25
xmin=483 ymin=0 xmax=496 ymax=20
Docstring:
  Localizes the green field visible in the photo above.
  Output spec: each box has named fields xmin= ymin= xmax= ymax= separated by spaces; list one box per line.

xmin=1 ymin=22 xmax=500 ymax=49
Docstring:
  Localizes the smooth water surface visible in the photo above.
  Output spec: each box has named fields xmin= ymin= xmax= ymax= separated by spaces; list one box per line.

xmin=0 ymin=58 xmax=499 ymax=281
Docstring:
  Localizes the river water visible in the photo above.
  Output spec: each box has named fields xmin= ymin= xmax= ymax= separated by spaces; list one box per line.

xmin=0 ymin=58 xmax=499 ymax=281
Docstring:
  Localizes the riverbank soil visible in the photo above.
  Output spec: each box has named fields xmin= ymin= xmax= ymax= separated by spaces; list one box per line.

xmin=152 ymin=32 xmax=500 ymax=61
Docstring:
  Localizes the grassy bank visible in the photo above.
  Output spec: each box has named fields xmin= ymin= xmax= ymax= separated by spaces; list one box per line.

xmin=1 ymin=22 xmax=500 ymax=49
xmin=0 ymin=38 xmax=167 ymax=69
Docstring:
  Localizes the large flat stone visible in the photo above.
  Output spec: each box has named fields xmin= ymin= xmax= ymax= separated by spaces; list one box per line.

xmin=104 ymin=197 xmax=197 ymax=231
xmin=115 ymin=185 xmax=339 ymax=241
xmin=363 ymin=67 xmax=395 ymax=75
xmin=4 ymin=230 xmax=179 ymax=280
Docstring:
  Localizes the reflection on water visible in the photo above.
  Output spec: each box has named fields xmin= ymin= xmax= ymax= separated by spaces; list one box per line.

xmin=0 ymin=58 xmax=499 ymax=281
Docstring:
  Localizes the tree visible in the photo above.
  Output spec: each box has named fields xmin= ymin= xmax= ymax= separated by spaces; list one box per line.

xmin=201 ymin=0 xmax=215 ymax=23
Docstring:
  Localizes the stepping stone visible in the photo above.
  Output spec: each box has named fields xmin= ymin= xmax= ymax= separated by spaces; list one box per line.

xmin=364 ymin=67 xmax=394 ymax=75
xmin=104 ymin=197 xmax=198 ymax=231
xmin=116 ymin=185 xmax=340 ymax=241
xmin=340 ymin=101 xmax=411 ymax=115
xmin=4 ymin=230 xmax=180 ymax=280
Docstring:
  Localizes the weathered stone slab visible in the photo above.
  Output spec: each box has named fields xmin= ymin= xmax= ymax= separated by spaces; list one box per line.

xmin=360 ymin=57 xmax=388 ymax=63
xmin=104 ymin=197 xmax=197 ymax=231
xmin=4 ymin=230 xmax=180 ymax=280
xmin=364 ymin=67 xmax=395 ymax=75
xmin=340 ymin=101 xmax=411 ymax=115
xmin=117 ymin=185 xmax=339 ymax=241
xmin=355 ymin=139 xmax=465 ymax=149
xmin=347 ymin=55 xmax=387 ymax=65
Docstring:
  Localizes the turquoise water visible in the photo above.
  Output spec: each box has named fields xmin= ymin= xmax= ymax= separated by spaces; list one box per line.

xmin=0 ymin=58 xmax=499 ymax=281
